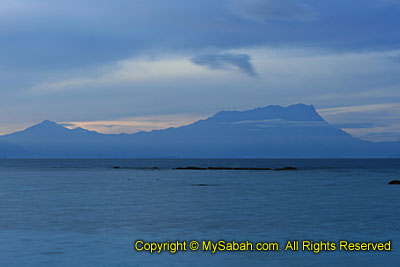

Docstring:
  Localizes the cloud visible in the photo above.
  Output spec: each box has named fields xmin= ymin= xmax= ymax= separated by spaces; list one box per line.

xmin=343 ymin=123 xmax=400 ymax=142
xmin=3 ymin=47 xmax=400 ymax=142
xmin=61 ymin=114 xmax=208 ymax=134
xmin=387 ymin=52 xmax=400 ymax=63
xmin=229 ymin=0 xmax=316 ymax=22
xmin=331 ymin=123 xmax=375 ymax=129
xmin=31 ymin=55 xmax=213 ymax=92
xmin=317 ymin=103 xmax=400 ymax=116
xmin=380 ymin=0 xmax=400 ymax=5
xmin=60 ymin=123 xmax=75 ymax=127
xmin=1 ymin=0 xmax=400 ymax=74
xmin=232 ymin=119 xmax=328 ymax=127
xmin=31 ymin=52 xmax=258 ymax=92
xmin=318 ymin=103 xmax=400 ymax=141
xmin=1 ymin=1 xmax=400 ymax=142
xmin=191 ymin=53 xmax=257 ymax=77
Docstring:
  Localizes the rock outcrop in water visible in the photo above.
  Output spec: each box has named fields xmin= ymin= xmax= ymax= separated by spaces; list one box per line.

xmin=173 ymin=166 xmax=296 ymax=171
xmin=174 ymin=167 xmax=207 ymax=170
xmin=111 ymin=166 xmax=298 ymax=171
xmin=208 ymin=167 xmax=272 ymax=170
xmin=274 ymin=166 xmax=297 ymax=171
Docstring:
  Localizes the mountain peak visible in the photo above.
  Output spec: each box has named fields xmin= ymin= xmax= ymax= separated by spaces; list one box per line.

xmin=288 ymin=103 xmax=315 ymax=109
xmin=39 ymin=120 xmax=59 ymax=126
xmin=31 ymin=120 xmax=64 ymax=129
xmin=0 ymin=119 xmax=102 ymax=141
xmin=0 ymin=104 xmax=399 ymax=158
xmin=208 ymin=103 xmax=324 ymax=123
xmin=17 ymin=120 xmax=70 ymax=135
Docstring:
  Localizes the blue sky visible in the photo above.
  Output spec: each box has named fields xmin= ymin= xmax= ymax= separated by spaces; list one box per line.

xmin=1 ymin=0 xmax=400 ymax=141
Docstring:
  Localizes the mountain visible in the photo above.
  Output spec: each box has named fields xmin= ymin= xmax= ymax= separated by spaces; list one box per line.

xmin=1 ymin=104 xmax=399 ymax=158
xmin=125 ymin=104 xmax=399 ymax=158
xmin=0 ymin=120 xmax=117 ymax=157
xmin=0 ymin=140 xmax=32 ymax=158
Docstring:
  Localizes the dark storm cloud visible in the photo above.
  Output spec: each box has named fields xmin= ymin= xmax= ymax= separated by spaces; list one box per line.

xmin=1 ymin=0 xmax=400 ymax=72
xmin=191 ymin=53 xmax=257 ymax=77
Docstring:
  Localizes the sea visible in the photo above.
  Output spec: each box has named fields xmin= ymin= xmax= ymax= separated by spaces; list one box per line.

xmin=0 ymin=159 xmax=399 ymax=267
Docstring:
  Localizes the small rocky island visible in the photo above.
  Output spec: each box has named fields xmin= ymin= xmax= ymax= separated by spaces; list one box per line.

xmin=173 ymin=166 xmax=297 ymax=171
xmin=111 ymin=166 xmax=298 ymax=171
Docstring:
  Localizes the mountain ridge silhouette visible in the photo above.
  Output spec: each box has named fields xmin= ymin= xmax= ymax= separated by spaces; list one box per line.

xmin=0 ymin=104 xmax=399 ymax=158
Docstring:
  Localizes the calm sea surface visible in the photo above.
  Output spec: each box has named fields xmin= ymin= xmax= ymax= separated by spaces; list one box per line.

xmin=0 ymin=159 xmax=399 ymax=266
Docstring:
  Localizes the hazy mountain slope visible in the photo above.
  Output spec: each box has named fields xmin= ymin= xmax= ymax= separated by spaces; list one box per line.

xmin=0 ymin=140 xmax=32 ymax=158
xmin=0 ymin=120 xmax=119 ymax=157
xmin=125 ymin=104 xmax=383 ymax=157
xmin=1 ymin=104 xmax=399 ymax=158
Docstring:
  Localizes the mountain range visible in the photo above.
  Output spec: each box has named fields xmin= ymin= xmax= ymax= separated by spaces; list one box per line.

xmin=0 ymin=104 xmax=399 ymax=158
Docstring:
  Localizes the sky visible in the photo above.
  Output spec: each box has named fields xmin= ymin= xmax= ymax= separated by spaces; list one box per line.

xmin=1 ymin=0 xmax=400 ymax=141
